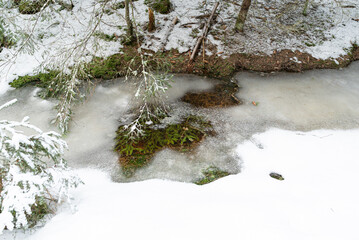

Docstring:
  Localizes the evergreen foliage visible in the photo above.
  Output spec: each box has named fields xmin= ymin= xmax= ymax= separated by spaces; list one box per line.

xmin=0 ymin=20 xmax=15 ymax=51
xmin=0 ymin=99 xmax=81 ymax=233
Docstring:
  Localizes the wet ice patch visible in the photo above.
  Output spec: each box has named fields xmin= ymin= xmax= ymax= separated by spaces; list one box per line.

xmin=230 ymin=62 xmax=359 ymax=130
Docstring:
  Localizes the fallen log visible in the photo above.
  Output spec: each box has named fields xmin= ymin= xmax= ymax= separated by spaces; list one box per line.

xmin=189 ymin=2 xmax=219 ymax=63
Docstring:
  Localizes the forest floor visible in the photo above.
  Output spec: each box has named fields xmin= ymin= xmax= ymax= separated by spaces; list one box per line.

xmin=0 ymin=0 xmax=359 ymax=91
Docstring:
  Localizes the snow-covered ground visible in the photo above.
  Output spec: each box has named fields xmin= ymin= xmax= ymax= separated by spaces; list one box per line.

xmin=1 ymin=0 xmax=359 ymax=93
xmin=2 ymin=128 xmax=359 ymax=240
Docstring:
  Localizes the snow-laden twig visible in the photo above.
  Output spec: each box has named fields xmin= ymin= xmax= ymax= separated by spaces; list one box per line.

xmin=120 ymin=2 xmax=172 ymax=139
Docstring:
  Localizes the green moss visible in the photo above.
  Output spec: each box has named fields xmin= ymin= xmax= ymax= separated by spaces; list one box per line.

xmin=112 ymin=1 xmax=125 ymax=9
xmin=86 ymin=54 xmax=128 ymax=79
xmin=195 ymin=167 xmax=230 ymax=185
xmin=304 ymin=42 xmax=316 ymax=47
xmin=94 ymin=32 xmax=117 ymax=42
xmin=144 ymin=0 xmax=172 ymax=14
xmin=345 ymin=42 xmax=358 ymax=59
xmin=9 ymin=70 xmax=60 ymax=89
xmin=57 ymin=1 xmax=74 ymax=11
xmin=17 ymin=0 xmax=48 ymax=14
xmin=115 ymin=115 xmax=212 ymax=177
xmin=119 ymin=155 xmax=152 ymax=177
xmin=190 ymin=28 xmax=199 ymax=38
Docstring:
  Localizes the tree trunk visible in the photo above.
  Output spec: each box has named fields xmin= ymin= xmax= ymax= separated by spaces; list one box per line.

xmin=235 ymin=0 xmax=252 ymax=32
xmin=125 ymin=0 xmax=134 ymax=42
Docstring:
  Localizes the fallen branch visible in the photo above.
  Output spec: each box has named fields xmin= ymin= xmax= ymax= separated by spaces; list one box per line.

xmin=189 ymin=2 xmax=219 ymax=63
xmin=193 ymin=13 xmax=219 ymax=19
xmin=159 ymin=16 xmax=178 ymax=52
xmin=180 ymin=22 xmax=198 ymax=28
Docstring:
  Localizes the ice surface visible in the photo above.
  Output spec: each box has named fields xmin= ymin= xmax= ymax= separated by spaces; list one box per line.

xmin=1 ymin=64 xmax=359 ymax=184
xmin=229 ymin=61 xmax=359 ymax=131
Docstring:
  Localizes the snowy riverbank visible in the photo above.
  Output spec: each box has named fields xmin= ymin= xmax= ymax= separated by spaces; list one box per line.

xmin=2 ymin=128 xmax=359 ymax=240
xmin=1 ymin=0 xmax=359 ymax=93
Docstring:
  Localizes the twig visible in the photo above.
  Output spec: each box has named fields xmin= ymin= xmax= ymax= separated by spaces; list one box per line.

xmin=202 ymin=37 xmax=205 ymax=63
xmin=180 ymin=22 xmax=198 ymax=28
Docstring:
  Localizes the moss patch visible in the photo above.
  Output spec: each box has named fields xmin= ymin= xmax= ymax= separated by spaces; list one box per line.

xmin=94 ymin=32 xmax=118 ymax=42
xmin=17 ymin=0 xmax=49 ymax=14
xmin=115 ymin=115 xmax=213 ymax=177
xmin=145 ymin=0 xmax=172 ymax=14
xmin=85 ymin=47 xmax=140 ymax=79
xmin=194 ymin=166 xmax=230 ymax=185
xmin=9 ymin=70 xmax=60 ymax=89
xmin=182 ymin=81 xmax=241 ymax=108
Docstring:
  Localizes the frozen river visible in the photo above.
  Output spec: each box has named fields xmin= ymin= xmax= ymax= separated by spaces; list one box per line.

xmin=1 ymin=62 xmax=359 ymax=240
xmin=1 ymin=62 xmax=358 ymax=182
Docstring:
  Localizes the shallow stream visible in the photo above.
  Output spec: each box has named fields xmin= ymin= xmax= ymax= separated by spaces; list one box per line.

xmin=1 ymin=62 xmax=358 ymax=183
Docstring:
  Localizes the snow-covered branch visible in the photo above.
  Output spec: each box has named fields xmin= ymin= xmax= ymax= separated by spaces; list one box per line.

xmin=0 ymin=99 xmax=81 ymax=234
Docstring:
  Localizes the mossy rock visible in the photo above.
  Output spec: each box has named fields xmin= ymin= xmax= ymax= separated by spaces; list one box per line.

xmin=195 ymin=167 xmax=230 ymax=185
xmin=269 ymin=172 xmax=284 ymax=181
xmin=144 ymin=0 xmax=172 ymax=14
xmin=17 ymin=0 xmax=48 ymax=14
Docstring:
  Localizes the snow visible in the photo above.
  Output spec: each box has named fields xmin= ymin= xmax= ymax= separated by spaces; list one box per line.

xmin=1 ymin=128 xmax=358 ymax=240
xmin=305 ymin=0 xmax=359 ymax=59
